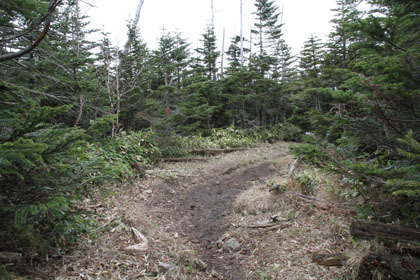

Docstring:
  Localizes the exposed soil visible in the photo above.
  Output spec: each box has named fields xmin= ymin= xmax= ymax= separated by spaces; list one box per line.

xmin=25 ymin=142 xmax=368 ymax=279
xmin=141 ymin=142 xmax=291 ymax=279
xmin=180 ymin=161 xmax=275 ymax=279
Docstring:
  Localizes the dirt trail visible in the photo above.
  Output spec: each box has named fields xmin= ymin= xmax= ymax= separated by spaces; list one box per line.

xmin=32 ymin=142 xmax=356 ymax=279
xmin=140 ymin=142 xmax=292 ymax=279
xmin=180 ymin=161 xmax=275 ymax=279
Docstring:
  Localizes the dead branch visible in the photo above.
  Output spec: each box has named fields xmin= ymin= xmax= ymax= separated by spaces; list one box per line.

xmin=0 ymin=0 xmax=62 ymax=62
xmin=124 ymin=227 xmax=148 ymax=254
xmin=247 ymin=214 xmax=290 ymax=229
xmin=189 ymin=148 xmax=246 ymax=156
xmin=312 ymin=253 xmax=348 ymax=266
xmin=288 ymin=156 xmax=301 ymax=176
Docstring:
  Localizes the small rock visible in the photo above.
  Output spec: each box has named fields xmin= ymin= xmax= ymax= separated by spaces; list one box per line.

xmin=195 ymin=260 xmax=208 ymax=271
xmin=211 ymin=269 xmax=220 ymax=278
xmin=191 ymin=238 xmax=200 ymax=244
xmin=222 ymin=238 xmax=241 ymax=253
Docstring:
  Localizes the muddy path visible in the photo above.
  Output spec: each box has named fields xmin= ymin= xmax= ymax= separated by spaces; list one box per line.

xmin=181 ymin=161 xmax=274 ymax=279
xmin=144 ymin=142 xmax=291 ymax=279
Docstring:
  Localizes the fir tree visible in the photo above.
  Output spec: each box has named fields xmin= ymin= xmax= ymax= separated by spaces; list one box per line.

xmin=251 ymin=0 xmax=283 ymax=76
xmin=195 ymin=26 xmax=220 ymax=81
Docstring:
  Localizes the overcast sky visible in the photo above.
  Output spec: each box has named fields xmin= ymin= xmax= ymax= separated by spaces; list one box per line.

xmin=82 ymin=0 xmax=339 ymax=56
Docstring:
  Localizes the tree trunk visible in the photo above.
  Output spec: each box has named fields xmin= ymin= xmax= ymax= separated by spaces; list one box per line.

xmin=220 ymin=27 xmax=225 ymax=79
xmin=123 ymin=0 xmax=145 ymax=56
xmin=73 ymin=0 xmax=83 ymax=127
xmin=211 ymin=0 xmax=215 ymax=29
xmin=240 ymin=0 xmax=244 ymax=66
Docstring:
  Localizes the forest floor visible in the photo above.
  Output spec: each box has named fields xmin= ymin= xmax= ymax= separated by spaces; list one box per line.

xmin=29 ymin=142 xmax=368 ymax=279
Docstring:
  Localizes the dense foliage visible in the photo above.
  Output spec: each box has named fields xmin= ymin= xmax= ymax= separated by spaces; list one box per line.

xmin=0 ymin=0 xmax=419 ymax=273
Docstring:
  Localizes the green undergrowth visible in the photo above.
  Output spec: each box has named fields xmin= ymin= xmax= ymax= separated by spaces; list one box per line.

xmin=291 ymin=132 xmax=420 ymax=227
xmin=1 ymin=120 xmax=301 ymax=279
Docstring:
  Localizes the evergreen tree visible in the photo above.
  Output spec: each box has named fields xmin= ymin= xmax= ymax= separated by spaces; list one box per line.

xmin=251 ymin=0 xmax=283 ymax=76
xmin=146 ymin=31 xmax=190 ymax=134
xmin=325 ymin=0 xmax=362 ymax=68
xmin=195 ymin=26 xmax=220 ymax=81
xmin=299 ymin=35 xmax=324 ymax=83
xmin=226 ymin=36 xmax=249 ymax=72
xmin=0 ymin=0 xmax=108 ymax=255
xmin=116 ymin=25 xmax=151 ymax=131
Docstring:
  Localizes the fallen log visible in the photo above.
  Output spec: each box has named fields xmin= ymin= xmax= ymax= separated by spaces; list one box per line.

xmin=311 ymin=253 xmax=348 ymax=266
xmin=189 ymin=148 xmax=246 ymax=156
xmin=160 ymin=157 xmax=208 ymax=162
xmin=350 ymin=220 xmax=420 ymax=243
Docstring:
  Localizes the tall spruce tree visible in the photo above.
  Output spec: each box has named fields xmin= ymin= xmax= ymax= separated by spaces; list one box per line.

xmin=146 ymin=31 xmax=190 ymax=135
xmin=195 ymin=26 xmax=220 ymax=81
xmin=251 ymin=0 xmax=283 ymax=76
xmin=325 ymin=0 xmax=361 ymax=68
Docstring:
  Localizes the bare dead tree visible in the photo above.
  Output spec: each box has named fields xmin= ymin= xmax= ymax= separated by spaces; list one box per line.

xmin=123 ymin=0 xmax=145 ymax=56
xmin=240 ymin=0 xmax=244 ymax=66
xmin=220 ymin=27 xmax=225 ymax=78
xmin=211 ymin=0 xmax=215 ymax=29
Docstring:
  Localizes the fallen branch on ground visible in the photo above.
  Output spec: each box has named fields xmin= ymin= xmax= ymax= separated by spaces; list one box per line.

xmin=189 ymin=148 xmax=246 ymax=156
xmin=124 ymin=227 xmax=148 ymax=254
xmin=311 ymin=253 xmax=348 ymax=266
xmin=247 ymin=214 xmax=290 ymax=229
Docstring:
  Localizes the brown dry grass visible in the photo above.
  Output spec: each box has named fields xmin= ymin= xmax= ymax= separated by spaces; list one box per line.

xmin=229 ymin=158 xmax=367 ymax=280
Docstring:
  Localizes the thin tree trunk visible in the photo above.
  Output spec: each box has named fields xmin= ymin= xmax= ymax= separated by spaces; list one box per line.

xmin=240 ymin=0 xmax=244 ymax=66
xmin=73 ymin=0 xmax=84 ymax=127
xmin=123 ymin=0 xmax=145 ymax=56
xmin=220 ymin=27 xmax=225 ymax=78
xmin=211 ymin=0 xmax=215 ymax=29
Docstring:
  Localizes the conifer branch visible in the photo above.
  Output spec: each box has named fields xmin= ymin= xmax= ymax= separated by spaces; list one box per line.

xmin=0 ymin=0 xmax=62 ymax=62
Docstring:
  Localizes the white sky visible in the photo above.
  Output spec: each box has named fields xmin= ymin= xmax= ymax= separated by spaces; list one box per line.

xmin=82 ymin=0 xmax=339 ymax=56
